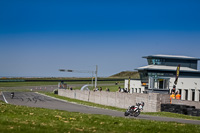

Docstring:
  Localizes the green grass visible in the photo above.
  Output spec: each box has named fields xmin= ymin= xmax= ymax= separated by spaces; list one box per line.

xmin=0 ymin=81 xmax=124 ymax=92
xmin=0 ymin=82 xmax=58 ymax=87
xmin=71 ymin=85 xmax=124 ymax=92
xmin=0 ymin=100 xmax=200 ymax=133
xmin=142 ymin=112 xmax=200 ymax=121
xmin=97 ymin=85 xmax=124 ymax=92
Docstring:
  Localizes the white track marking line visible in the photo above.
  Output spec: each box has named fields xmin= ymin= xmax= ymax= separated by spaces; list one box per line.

xmin=2 ymin=92 xmax=8 ymax=103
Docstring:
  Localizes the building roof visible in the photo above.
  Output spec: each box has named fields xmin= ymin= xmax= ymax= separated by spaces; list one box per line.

xmin=142 ymin=54 xmax=200 ymax=60
xmin=136 ymin=65 xmax=200 ymax=73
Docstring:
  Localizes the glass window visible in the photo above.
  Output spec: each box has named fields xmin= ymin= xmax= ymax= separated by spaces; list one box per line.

xmin=139 ymin=88 xmax=141 ymax=93
xmin=149 ymin=77 xmax=154 ymax=89
xmin=147 ymin=58 xmax=164 ymax=65
xmin=149 ymin=77 xmax=169 ymax=90
xmin=132 ymin=88 xmax=134 ymax=93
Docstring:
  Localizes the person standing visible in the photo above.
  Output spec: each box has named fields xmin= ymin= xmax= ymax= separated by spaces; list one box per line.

xmin=118 ymin=87 xmax=121 ymax=92
xmin=171 ymin=85 xmax=176 ymax=94
xmin=176 ymin=92 xmax=181 ymax=100
xmin=100 ymin=87 xmax=102 ymax=91
xmin=170 ymin=92 xmax=176 ymax=99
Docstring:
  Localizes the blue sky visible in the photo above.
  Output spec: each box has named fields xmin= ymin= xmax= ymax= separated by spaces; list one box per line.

xmin=0 ymin=0 xmax=200 ymax=77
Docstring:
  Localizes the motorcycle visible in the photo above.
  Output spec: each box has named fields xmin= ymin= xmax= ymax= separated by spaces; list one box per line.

xmin=11 ymin=92 xmax=14 ymax=99
xmin=124 ymin=102 xmax=144 ymax=117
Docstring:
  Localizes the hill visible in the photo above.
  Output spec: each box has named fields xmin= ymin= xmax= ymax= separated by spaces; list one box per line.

xmin=110 ymin=71 xmax=140 ymax=79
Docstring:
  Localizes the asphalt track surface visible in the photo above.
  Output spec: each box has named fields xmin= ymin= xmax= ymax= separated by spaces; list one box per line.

xmin=1 ymin=92 xmax=200 ymax=125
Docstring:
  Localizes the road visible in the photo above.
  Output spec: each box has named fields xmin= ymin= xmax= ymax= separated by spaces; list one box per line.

xmin=1 ymin=92 xmax=200 ymax=125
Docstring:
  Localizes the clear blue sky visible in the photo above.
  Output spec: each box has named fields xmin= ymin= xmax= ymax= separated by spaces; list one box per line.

xmin=0 ymin=0 xmax=200 ymax=77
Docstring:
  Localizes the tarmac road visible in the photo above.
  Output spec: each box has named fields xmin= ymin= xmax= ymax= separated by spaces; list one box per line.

xmin=1 ymin=92 xmax=122 ymax=116
xmin=1 ymin=92 xmax=200 ymax=125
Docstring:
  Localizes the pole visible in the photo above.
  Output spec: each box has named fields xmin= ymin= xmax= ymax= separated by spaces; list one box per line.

xmin=128 ymin=77 xmax=130 ymax=93
xmin=92 ymin=71 xmax=94 ymax=87
xmin=173 ymin=64 xmax=181 ymax=93
xmin=59 ymin=66 xmax=98 ymax=88
xmin=94 ymin=65 xmax=97 ymax=88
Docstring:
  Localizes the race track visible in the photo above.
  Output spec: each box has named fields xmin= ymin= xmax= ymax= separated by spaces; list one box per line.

xmin=2 ymin=92 xmax=123 ymax=116
xmin=1 ymin=92 xmax=200 ymax=125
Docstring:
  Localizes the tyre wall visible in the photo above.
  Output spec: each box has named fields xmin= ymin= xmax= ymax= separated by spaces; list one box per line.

xmin=171 ymin=99 xmax=200 ymax=109
xmin=161 ymin=103 xmax=200 ymax=116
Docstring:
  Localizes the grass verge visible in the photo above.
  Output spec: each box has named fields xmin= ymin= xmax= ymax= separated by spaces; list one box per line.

xmin=142 ymin=112 xmax=200 ymax=121
xmin=0 ymin=100 xmax=200 ymax=133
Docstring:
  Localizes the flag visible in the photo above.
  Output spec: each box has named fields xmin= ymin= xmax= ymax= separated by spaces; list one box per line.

xmin=174 ymin=64 xmax=180 ymax=85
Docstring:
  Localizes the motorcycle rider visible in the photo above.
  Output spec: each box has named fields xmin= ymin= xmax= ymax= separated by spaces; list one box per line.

xmin=11 ymin=92 xmax=14 ymax=99
xmin=124 ymin=101 xmax=145 ymax=117
xmin=135 ymin=101 xmax=144 ymax=110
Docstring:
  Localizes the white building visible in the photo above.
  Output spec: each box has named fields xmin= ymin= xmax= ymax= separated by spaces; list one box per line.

xmin=125 ymin=55 xmax=200 ymax=102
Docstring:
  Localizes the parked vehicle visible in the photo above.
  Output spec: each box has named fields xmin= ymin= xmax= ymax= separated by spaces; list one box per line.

xmin=124 ymin=102 xmax=144 ymax=117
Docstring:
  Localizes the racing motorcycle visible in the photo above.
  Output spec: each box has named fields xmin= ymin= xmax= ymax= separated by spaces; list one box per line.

xmin=10 ymin=92 xmax=14 ymax=99
xmin=124 ymin=102 xmax=144 ymax=117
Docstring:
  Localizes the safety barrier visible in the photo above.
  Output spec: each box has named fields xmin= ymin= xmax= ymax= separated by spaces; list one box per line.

xmin=161 ymin=104 xmax=200 ymax=116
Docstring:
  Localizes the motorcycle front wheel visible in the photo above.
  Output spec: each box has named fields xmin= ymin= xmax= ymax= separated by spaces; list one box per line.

xmin=133 ymin=111 xmax=140 ymax=117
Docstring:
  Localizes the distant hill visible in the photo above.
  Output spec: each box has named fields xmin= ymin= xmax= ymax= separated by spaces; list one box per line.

xmin=110 ymin=71 xmax=140 ymax=79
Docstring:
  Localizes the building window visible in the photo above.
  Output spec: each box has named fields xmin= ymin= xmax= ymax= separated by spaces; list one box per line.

xmin=149 ymin=77 xmax=169 ymax=90
xmin=178 ymin=89 xmax=182 ymax=95
xmin=140 ymin=71 xmax=148 ymax=83
xmin=147 ymin=58 xmax=165 ymax=65
xmin=132 ymin=88 xmax=134 ymax=93
xmin=159 ymin=79 xmax=164 ymax=89
xmin=139 ymin=88 xmax=141 ymax=93
xmin=199 ymin=90 xmax=200 ymax=101
xmin=192 ymin=89 xmax=195 ymax=101
xmin=185 ymin=90 xmax=188 ymax=100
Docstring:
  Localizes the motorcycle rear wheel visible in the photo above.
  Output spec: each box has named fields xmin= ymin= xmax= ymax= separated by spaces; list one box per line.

xmin=124 ymin=111 xmax=130 ymax=116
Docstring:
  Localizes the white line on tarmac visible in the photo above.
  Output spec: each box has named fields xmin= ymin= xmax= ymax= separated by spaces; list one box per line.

xmin=2 ymin=92 xmax=8 ymax=103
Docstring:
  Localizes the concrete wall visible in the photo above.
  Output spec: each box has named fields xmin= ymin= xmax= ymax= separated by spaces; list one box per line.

xmin=58 ymin=89 xmax=170 ymax=112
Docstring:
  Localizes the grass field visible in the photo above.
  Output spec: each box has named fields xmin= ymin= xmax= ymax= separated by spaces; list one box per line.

xmin=1 ymin=80 xmax=200 ymax=132
xmin=0 ymin=82 xmax=58 ymax=87
xmin=0 ymin=77 xmax=124 ymax=87
xmin=0 ymin=80 xmax=124 ymax=92
xmin=1 ymin=100 xmax=200 ymax=133
xmin=1 ymin=80 xmax=200 ymax=120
